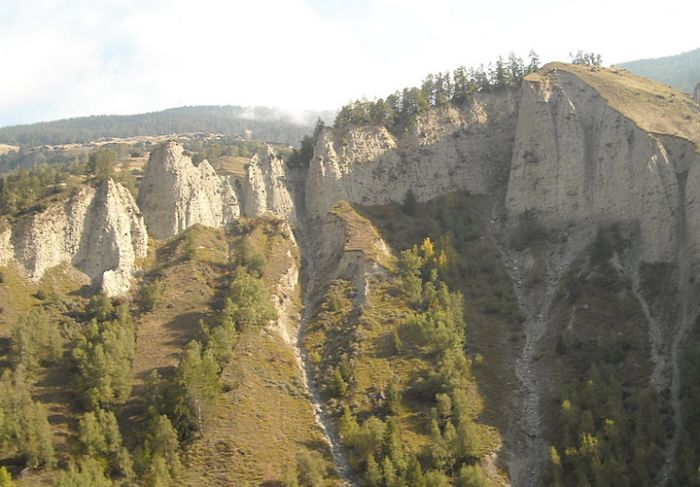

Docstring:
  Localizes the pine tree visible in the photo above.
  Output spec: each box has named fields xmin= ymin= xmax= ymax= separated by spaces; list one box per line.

xmin=88 ymin=148 xmax=116 ymax=182
xmin=405 ymin=457 xmax=426 ymax=487
xmin=139 ymin=414 xmax=182 ymax=483
xmin=10 ymin=307 xmax=62 ymax=378
xmin=332 ymin=366 xmax=348 ymax=397
xmin=456 ymin=464 xmax=489 ymax=487
xmin=171 ymin=341 xmax=220 ymax=436
xmin=225 ymin=267 xmax=277 ymax=330
xmin=73 ymin=318 xmax=135 ymax=409
xmin=77 ymin=408 xmax=133 ymax=478
xmin=365 ymin=455 xmax=382 ymax=487
xmin=55 ymin=459 xmax=113 ymax=487
xmin=339 ymin=405 xmax=360 ymax=446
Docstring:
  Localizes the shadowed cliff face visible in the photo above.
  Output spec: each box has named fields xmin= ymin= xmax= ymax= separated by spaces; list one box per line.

xmin=305 ymin=92 xmax=518 ymax=218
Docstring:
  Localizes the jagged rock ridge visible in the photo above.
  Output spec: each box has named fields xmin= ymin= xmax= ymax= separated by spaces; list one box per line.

xmin=137 ymin=141 xmax=240 ymax=240
xmin=0 ymin=179 xmax=147 ymax=295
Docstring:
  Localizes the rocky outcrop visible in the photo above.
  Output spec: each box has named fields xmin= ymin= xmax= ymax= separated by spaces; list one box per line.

xmin=505 ymin=68 xmax=700 ymax=264
xmin=242 ymin=146 xmax=296 ymax=222
xmin=308 ymin=201 xmax=391 ymax=309
xmin=305 ymin=92 xmax=518 ymax=218
xmin=1 ymin=180 xmax=147 ymax=295
xmin=138 ymin=141 xmax=240 ymax=240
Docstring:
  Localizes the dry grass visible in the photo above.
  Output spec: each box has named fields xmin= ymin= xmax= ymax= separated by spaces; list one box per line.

xmin=123 ymin=226 xmax=229 ymax=442
xmin=530 ymin=62 xmax=700 ymax=149
xmin=330 ymin=201 xmax=393 ymax=268
xmin=184 ymin=330 xmax=337 ymax=486
xmin=212 ymin=155 xmax=249 ymax=177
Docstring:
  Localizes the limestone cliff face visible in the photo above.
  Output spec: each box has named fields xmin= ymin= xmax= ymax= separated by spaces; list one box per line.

xmin=506 ymin=69 xmax=700 ymax=264
xmin=305 ymin=92 xmax=518 ymax=218
xmin=242 ymin=146 xmax=296 ymax=222
xmin=1 ymin=180 xmax=147 ymax=295
xmin=138 ymin=141 xmax=240 ymax=240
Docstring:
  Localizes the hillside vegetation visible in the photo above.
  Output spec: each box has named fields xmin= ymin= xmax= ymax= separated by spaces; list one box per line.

xmin=0 ymin=218 xmax=338 ymax=486
xmin=0 ymin=106 xmax=334 ymax=147
xmin=617 ymin=47 xmax=700 ymax=94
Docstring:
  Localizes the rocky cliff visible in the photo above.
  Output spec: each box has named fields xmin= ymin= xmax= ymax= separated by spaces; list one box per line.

xmin=0 ymin=179 xmax=147 ymax=295
xmin=506 ymin=64 xmax=700 ymax=264
xmin=305 ymin=92 xmax=518 ymax=218
xmin=137 ymin=141 xmax=240 ymax=240
xmin=242 ymin=146 xmax=296 ymax=222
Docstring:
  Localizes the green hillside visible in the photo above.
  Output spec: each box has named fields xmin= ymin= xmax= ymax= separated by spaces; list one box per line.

xmin=616 ymin=47 xmax=700 ymax=93
xmin=0 ymin=106 xmax=335 ymax=147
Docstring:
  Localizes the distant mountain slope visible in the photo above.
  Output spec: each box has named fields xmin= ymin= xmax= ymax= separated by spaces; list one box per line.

xmin=616 ymin=47 xmax=700 ymax=93
xmin=0 ymin=105 xmax=336 ymax=147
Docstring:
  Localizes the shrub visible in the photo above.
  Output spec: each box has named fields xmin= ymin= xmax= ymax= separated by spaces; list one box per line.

xmin=0 ymin=467 xmax=14 ymax=487
xmin=139 ymin=280 xmax=164 ymax=313
xmin=55 ymin=459 xmax=113 ymax=487
xmin=0 ymin=370 xmax=55 ymax=468
xmin=224 ymin=267 xmax=276 ymax=330
xmin=10 ymin=307 xmax=63 ymax=378
xmin=296 ymin=450 xmax=325 ymax=487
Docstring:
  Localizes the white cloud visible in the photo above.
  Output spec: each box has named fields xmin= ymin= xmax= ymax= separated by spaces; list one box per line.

xmin=0 ymin=0 xmax=698 ymax=126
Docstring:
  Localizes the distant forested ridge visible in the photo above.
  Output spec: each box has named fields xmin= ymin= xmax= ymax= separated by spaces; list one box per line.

xmin=617 ymin=47 xmax=700 ymax=93
xmin=0 ymin=105 xmax=336 ymax=147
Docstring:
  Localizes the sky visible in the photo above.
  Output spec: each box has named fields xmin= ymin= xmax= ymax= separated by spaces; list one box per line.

xmin=1 ymin=0 xmax=699 ymax=127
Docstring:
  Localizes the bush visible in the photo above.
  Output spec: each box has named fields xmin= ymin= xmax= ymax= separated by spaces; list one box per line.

xmin=10 ymin=307 xmax=63 ymax=378
xmin=169 ymin=341 xmax=220 ymax=438
xmin=224 ymin=267 xmax=277 ymax=330
xmin=55 ymin=458 xmax=113 ymax=487
xmin=0 ymin=467 xmax=14 ymax=487
xmin=0 ymin=370 xmax=55 ymax=468
xmin=139 ymin=280 xmax=164 ymax=313
xmin=296 ymin=450 xmax=325 ymax=487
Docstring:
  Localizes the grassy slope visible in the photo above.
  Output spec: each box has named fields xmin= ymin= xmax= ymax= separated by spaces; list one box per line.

xmin=359 ymin=195 xmax=522 ymax=436
xmin=304 ymin=195 xmax=519 ymax=484
xmin=530 ymin=62 xmax=700 ymax=149
xmin=0 ymin=264 xmax=91 ymax=486
xmin=181 ymin=221 xmax=337 ymax=486
xmin=1 ymin=221 xmax=336 ymax=486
